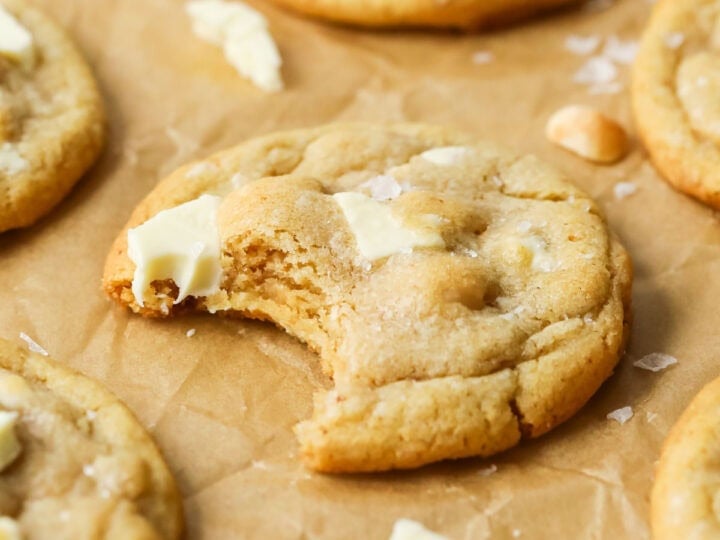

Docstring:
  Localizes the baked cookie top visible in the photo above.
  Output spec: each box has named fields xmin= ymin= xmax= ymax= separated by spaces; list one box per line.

xmin=0 ymin=0 xmax=104 ymax=233
xmin=652 ymin=375 xmax=720 ymax=540
xmin=0 ymin=339 xmax=183 ymax=539
xmin=633 ymin=0 xmax=720 ymax=209
xmin=103 ymin=123 xmax=632 ymax=472
xmin=266 ymin=0 xmax=578 ymax=30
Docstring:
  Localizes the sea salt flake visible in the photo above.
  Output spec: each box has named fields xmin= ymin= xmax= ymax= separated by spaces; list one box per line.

xmin=565 ymin=34 xmax=601 ymax=55
xmin=613 ymin=181 xmax=637 ymax=200
xmin=646 ymin=411 xmax=658 ymax=422
xmin=588 ymin=81 xmax=624 ymax=95
xmin=664 ymin=32 xmax=685 ymax=50
xmin=82 ymin=464 xmax=95 ymax=477
xmin=512 ymin=530 xmax=522 ymax=539
xmin=602 ymin=35 xmax=638 ymax=64
xmin=86 ymin=410 xmax=97 ymax=420
xmin=607 ymin=406 xmax=633 ymax=424
xmin=574 ymin=56 xmax=618 ymax=85
xmin=472 ymin=50 xmax=494 ymax=64
xmin=516 ymin=220 xmax=532 ymax=233
xmin=361 ymin=174 xmax=403 ymax=201
xmin=19 ymin=332 xmax=48 ymax=356
xmin=633 ymin=352 xmax=678 ymax=372
xmin=478 ymin=464 xmax=497 ymax=476
xmin=186 ymin=328 xmax=197 ymax=337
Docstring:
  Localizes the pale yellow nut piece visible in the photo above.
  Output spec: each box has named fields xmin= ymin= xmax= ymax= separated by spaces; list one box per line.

xmin=0 ymin=410 xmax=21 ymax=472
xmin=545 ymin=105 xmax=628 ymax=164
xmin=0 ymin=517 xmax=21 ymax=540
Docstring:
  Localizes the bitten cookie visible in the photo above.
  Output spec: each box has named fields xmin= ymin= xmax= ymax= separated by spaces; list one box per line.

xmin=267 ymin=0 xmax=579 ymax=30
xmin=633 ymin=0 xmax=720 ymax=209
xmin=0 ymin=338 xmax=183 ymax=539
xmin=652 ymin=376 xmax=720 ymax=540
xmin=103 ymin=123 xmax=632 ymax=473
xmin=0 ymin=0 xmax=105 ymax=233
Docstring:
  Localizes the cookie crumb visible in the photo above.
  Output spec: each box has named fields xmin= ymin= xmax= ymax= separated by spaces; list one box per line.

xmin=186 ymin=328 xmax=197 ymax=337
xmin=18 ymin=332 xmax=48 ymax=356
xmin=565 ymin=35 xmax=600 ymax=56
xmin=607 ymin=406 xmax=633 ymax=424
xmin=613 ymin=181 xmax=637 ymax=200
xmin=633 ymin=352 xmax=677 ymax=372
xmin=546 ymin=105 xmax=628 ymax=164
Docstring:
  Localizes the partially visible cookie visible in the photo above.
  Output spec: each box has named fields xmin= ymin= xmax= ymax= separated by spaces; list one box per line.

xmin=633 ymin=0 xmax=720 ymax=208
xmin=103 ymin=123 xmax=632 ymax=473
xmin=0 ymin=0 xmax=105 ymax=233
xmin=0 ymin=338 xmax=183 ymax=539
xmin=652 ymin=375 xmax=720 ymax=540
xmin=267 ymin=0 xmax=579 ymax=30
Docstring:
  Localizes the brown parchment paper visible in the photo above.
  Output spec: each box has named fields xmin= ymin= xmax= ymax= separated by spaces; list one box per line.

xmin=1 ymin=0 xmax=718 ymax=537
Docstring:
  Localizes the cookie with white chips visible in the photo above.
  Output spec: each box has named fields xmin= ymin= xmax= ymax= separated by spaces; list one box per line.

xmin=0 ymin=338 xmax=183 ymax=539
xmin=633 ymin=0 xmax=720 ymax=208
xmin=103 ymin=123 xmax=632 ymax=472
xmin=0 ymin=0 xmax=104 ymax=233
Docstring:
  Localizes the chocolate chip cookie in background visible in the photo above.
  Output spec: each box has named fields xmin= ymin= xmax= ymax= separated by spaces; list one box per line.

xmin=633 ymin=0 xmax=720 ymax=209
xmin=103 ymin=123 xmax=632 ymax=473
xmin=265 ymin=0 xmax=581 ymax=29
xmin=0 ymin=338 xmax=183 ymax=539
xmin=0 ymin=0 xmax=105 ymax=233
xmin=652 ymin=375 xmax=720 ymax=540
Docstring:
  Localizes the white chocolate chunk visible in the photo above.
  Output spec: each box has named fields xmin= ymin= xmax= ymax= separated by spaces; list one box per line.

xmin=0 ymin=411 xmax=21 ymax=473
xmin=333 ymin=192 xmax=445 ymax=261
xmin=389 ymin=519 xmax=448 ymax=540
xmin=0 ymin=517 xmax=21 ymax=540
xmin=0 ymin=143 xmax=28 ymax=176
xmin=545 ymin=105 xmax=628 ymax=163
xmin=0 ymin=5 xmax=34 ymax=69
xmin=186 ymin=0 xmax=283 ymax=92
xmin=128 ymin=195 xmax=222 ymax=306
xmin=420 ymin=146 xmax=471 ymax=166
xmin=0 ymin=370 xmax=31 ymax=409
xmin=519 ymin=235 xmax=558 ymax=272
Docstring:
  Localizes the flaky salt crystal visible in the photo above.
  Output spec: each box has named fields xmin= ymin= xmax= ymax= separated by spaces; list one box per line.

xmin=565 ymin=34 xmax=600 ymax=55
xmin=613 ymin=181 xmax=637 ymax=200
xmin=633 ymin=352 xmax=677 ymax=372
xmin=472 ymin=50 xmax=494 ymax=64
xmin=607 ymin=406 xmax=633 ymax=424
xmin=362 ymin=175 xmax=403 ymax=201
xmin=517 ymin=220 xmax=532 ymax=233
xmin=602 ymin=35 xmax=638 ymax=64
xmin=574 ymin=56 xmax=618 ymax=85
xmin=19 ymin=332 xmax=48 ymax=356
xmin=477 ymin=464 xmax=497 ymax=476
xmin=186 ymin=328 xmax=197 ymax=337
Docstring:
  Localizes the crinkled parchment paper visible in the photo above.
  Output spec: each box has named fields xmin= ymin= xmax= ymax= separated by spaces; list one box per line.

xmin=2 ymin=0 xmax=718 ymax=537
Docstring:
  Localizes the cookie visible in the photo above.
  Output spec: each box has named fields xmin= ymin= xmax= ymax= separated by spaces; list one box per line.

xmin=0 ymin=338 xmax=183 ymax=539
xmin=267 ymin=0 xmax=579 ymax=30
xmin=103 ymin=123 xmax=632 ymax=473
xmin=652 ymin=375 xmax=720 ymax=540
xmin=633 ymin=0 xmax=720 ymax=209
xmin=0 ymin=0 xmax=105 ymax=233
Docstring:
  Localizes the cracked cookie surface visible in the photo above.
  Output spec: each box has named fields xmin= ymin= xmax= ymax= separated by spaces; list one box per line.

xmin=633 ymin=0 xmax=720 ymax=209
xmin=266 ymin=0 xmax=579 ymax=30
xmin=0 ymin=0 xmax=104 ymax=233
xmin=0 ymin=338 xmax=183 ymax=539
xmin=652 ymin=375 xmax=720 ymax=540
xmin=103 ymin=123 xmax=632 ymax=472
